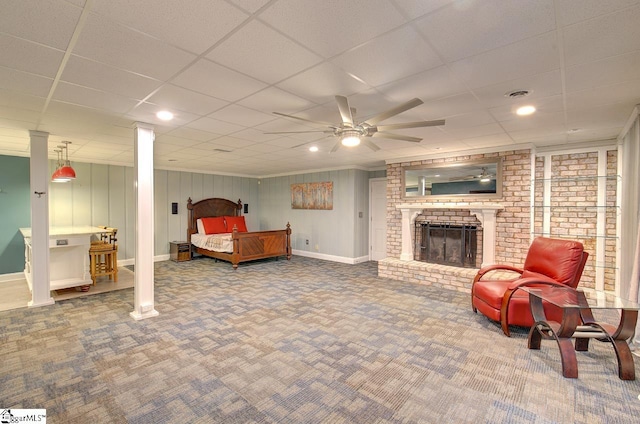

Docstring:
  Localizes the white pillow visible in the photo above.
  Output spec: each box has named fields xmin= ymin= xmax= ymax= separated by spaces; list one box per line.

xmin=196 ymin=218 xmax=205 ymax=234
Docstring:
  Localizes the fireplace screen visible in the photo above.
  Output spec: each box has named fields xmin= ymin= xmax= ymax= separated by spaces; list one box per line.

xmin=415 ymin=222 xmax=478 ymax=268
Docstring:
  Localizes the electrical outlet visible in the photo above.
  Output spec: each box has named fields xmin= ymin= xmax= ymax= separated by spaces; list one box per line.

xmin=315 ymin=244 xmax=319 ymax=251
xmin=306 ymin=239 xmax=309 ymax=245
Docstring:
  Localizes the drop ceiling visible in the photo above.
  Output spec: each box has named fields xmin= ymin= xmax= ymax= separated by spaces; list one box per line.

xmin=1 ymin=0 xmax=639 ymax=177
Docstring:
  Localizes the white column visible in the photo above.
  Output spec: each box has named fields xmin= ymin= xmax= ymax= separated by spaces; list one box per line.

xmin=399 ymin=209 xmax=421 ymax=261
xmin=130 ymin=122 xmax=159 ymax=320
xmin=28 ymin=130 xmax=54 ymax=307
xmin=469 ymin=208 xmax=498 ymax=268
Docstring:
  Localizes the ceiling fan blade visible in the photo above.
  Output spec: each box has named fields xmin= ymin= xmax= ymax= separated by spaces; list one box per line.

xmin=376 ymin=119 xmax=445 ymax=131
xmin=335 ymin=95 xmax=354 ymax=126
xmin=329 ymin=140 xmax=341 ymax=153
xmin=264 ymin=130 xmax=333 ymax=134
xmin=372 ymin=132 xmax=422 ymax=142
xmin=273 ymin=111 xmax=334 ymax=127
xmin=361 ymin=138 xmax=380 ymax=152
xmin=364 ymin=98 xmax=424 ymax=125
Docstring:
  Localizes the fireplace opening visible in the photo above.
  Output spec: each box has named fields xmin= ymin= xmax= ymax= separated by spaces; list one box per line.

xmin=414 ymin=222 xmax=478 ymax=268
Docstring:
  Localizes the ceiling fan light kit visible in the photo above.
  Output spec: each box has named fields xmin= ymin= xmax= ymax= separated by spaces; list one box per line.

xmin=268 ymin=95 xmax=445 ymax=152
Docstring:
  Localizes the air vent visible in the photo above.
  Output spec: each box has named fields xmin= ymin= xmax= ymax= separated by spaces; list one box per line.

xmin=505 ymin=89 xmax=530 ymax=98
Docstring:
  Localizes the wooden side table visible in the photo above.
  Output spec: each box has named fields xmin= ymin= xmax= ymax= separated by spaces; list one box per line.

xmin=170 ymin=241 xmax=191 ymax=262
xmin=522 ymin=286 xmax=639 ymax=380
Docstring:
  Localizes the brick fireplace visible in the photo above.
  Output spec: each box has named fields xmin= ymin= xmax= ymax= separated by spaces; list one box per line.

xmin=378 ymin=150 xmax=532 ymax=293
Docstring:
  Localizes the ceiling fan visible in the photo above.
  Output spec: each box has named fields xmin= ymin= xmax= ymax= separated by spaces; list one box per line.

xmin=452 ymin=167 xmax=494 ymax=182
xmin=265 ymin=95 xmax=445 ymax=152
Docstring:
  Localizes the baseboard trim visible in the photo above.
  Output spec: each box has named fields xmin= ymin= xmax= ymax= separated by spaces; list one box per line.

xmin=292 ymin=250 xmax=371 ymax=265
xmin=0 ymin=272 xmax=25 ymax=284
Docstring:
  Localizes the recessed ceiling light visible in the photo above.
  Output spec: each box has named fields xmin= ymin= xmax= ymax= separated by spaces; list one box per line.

xmin=516 ymin=105 xmax=536 ymax=116
xmin=309 ymin=146 xmax=319 ymax=152
xmin=156 ymin=110 xmax=174 ymax=121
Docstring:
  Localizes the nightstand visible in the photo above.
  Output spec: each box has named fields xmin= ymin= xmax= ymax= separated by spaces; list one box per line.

xmin=170 ymin=241 xmax=191 ymax=262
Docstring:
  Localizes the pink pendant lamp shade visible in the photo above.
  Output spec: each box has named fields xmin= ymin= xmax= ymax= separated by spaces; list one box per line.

xmin=51 ymin=141 xmax=76 ymax=183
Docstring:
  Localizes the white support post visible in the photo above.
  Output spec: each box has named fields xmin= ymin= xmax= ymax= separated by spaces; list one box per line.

xmin=469 ymin=208 xmax=499 ymax=268
xmin=28 ymin=130 xmax=54 ymax=307
xmin=130 ymin=122 xmax=159 ymax=320
xmin=399 ymin=208 xmax=421 ymax=261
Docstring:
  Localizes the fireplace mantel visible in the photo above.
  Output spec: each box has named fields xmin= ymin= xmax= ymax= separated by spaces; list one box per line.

xmin=396 ymin=203 xmax=504 ymax=267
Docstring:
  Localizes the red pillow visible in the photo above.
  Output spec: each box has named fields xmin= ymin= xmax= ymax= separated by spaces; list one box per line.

xmin=201 ymin=216 xmax=227 ymax=234
xmin=224 ymin=215 xmax=248 ymax=232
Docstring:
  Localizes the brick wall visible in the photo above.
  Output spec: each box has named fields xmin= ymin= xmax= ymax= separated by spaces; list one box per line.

xmin=532 ymin=150 xmax=618 ymax=290
xmin=381 ymin=150 xmax=532 ymax=292
xmin=380 ymin=148 xmax=618 ymax=293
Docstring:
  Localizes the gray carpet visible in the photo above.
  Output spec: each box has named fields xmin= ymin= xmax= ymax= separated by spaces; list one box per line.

xmin=1 ymin=256 xmax=639 ymax=423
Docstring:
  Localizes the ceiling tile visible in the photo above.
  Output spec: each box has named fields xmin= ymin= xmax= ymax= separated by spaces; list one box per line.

xmin=566 ymin=79 xmax=640 ymax=110
xmin=166 ymin=127 xmax=218 ymax=142
xmin=258 ymin=0 xmax=406 ymax=58
xmin=0 ymin=34 xmax=64 ymax=78
xmin=556 ymin=0 xmax=640 ymax=26
xmin=419 ymin=93 xmax=485 ymax=120
xmin=147 ymin=84 xmax=228 ymax=116
xmin=73 ymin=14 xmax=197 ymax=81
xmin=155 ymin=134 xmax=204 ymax=148
xmin=206 ymin=135 xmax=255 ymax=149
xmin=0 ymin=0 xmax=82 ymax=50
xmin=231 ymin=128 xmax=282 ymax=143
xmin=461 ymin=133 xmax=514 ymax=149
xmin=449 ymin=32 xmax=560 ymax=89
xmin=565 ymin=50 xmax=640 ymax=93
xmin=376 ymin=66 xmax=466 ymax=103
xmin=508 ymin=124 xmax=569 ymax=142
xmin=0 ymin=67 xmax=53 ymax=98
xmin=125 ymin=102 xmax=200 ymax=127
xmin=228 ymin=0 xmax=271 ymax=13
xmin=90 ymin=0 xmax=248 ymax=55
xmin=187 ymin=116 xmax=245 ymax=135
xmin=563 ymin=4 xmax=640 ymax=66
xmin=444 ymin=123 xmax=506 ymax=140
xmin=276 ymin=62 xmax=371 ymax=104
xmin=472 ymin=70 xmax=563 ymax=108
xmin=393 ymin=0 xmax=457 ymax=20
xmin=62 ymin=56 xmax=162 ymax=100
xmin=237 ymin=87 xmax=315 ymax=114
xmin=490 ymin=95 xmax=564 ymax=123
xmin=52 ymin=82 xmax=139 ymax=114
xmin=415 ymin=0 xmax=555 ymax=62
xmin=331 ymin=26 xmax=442 ymax=86
xmin=0 ymin=97 xmax=42 ymax=121
xmin=566 ymin=101 xmax=637 ymax=128
xmin=207 ymin=20 xmax=322 ymax=84
xmin=498 ymin=110 xmax=566 ymax=133
xmin=439 ymin=111 xmax=498 ymax=129
xmin=172 ymin=59 xmax=267 ymax=102
xmin=208 ymin=104 xmax=275 ymax=127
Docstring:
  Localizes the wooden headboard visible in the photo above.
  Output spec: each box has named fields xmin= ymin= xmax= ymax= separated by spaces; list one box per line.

xmin=187 ymin=197 xmax=242 ymax=241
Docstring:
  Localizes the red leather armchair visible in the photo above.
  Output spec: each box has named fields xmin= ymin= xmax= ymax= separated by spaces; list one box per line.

xmin=471 ymin=237 xmax=588 ymax=336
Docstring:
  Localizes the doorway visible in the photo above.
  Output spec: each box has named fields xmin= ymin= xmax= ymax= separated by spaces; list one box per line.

xmin=369 ymin=177 xmax=387 ymax=261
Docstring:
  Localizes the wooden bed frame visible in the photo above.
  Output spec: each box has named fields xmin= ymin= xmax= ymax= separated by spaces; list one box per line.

xmin=187 ymin=197 xmax=291 ymax=269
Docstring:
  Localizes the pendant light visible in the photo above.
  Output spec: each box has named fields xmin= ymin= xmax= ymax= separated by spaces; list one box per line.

xmin=51 ymin=141 xmax=76 ymax=183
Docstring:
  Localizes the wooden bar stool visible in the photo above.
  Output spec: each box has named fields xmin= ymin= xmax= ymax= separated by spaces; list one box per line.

xmin=89 ymin=227 xmax=118 ymax=285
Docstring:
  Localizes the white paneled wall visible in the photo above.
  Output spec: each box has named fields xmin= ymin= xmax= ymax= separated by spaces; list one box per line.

xmin=258 ymin=169 xmax=369 ymax=260
xmin=48 ymin=160 xmax=259 ymax=260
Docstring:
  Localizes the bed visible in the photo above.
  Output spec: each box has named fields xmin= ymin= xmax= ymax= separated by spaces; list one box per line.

xmin=187 ymin=197 xmax=291 ymax=269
